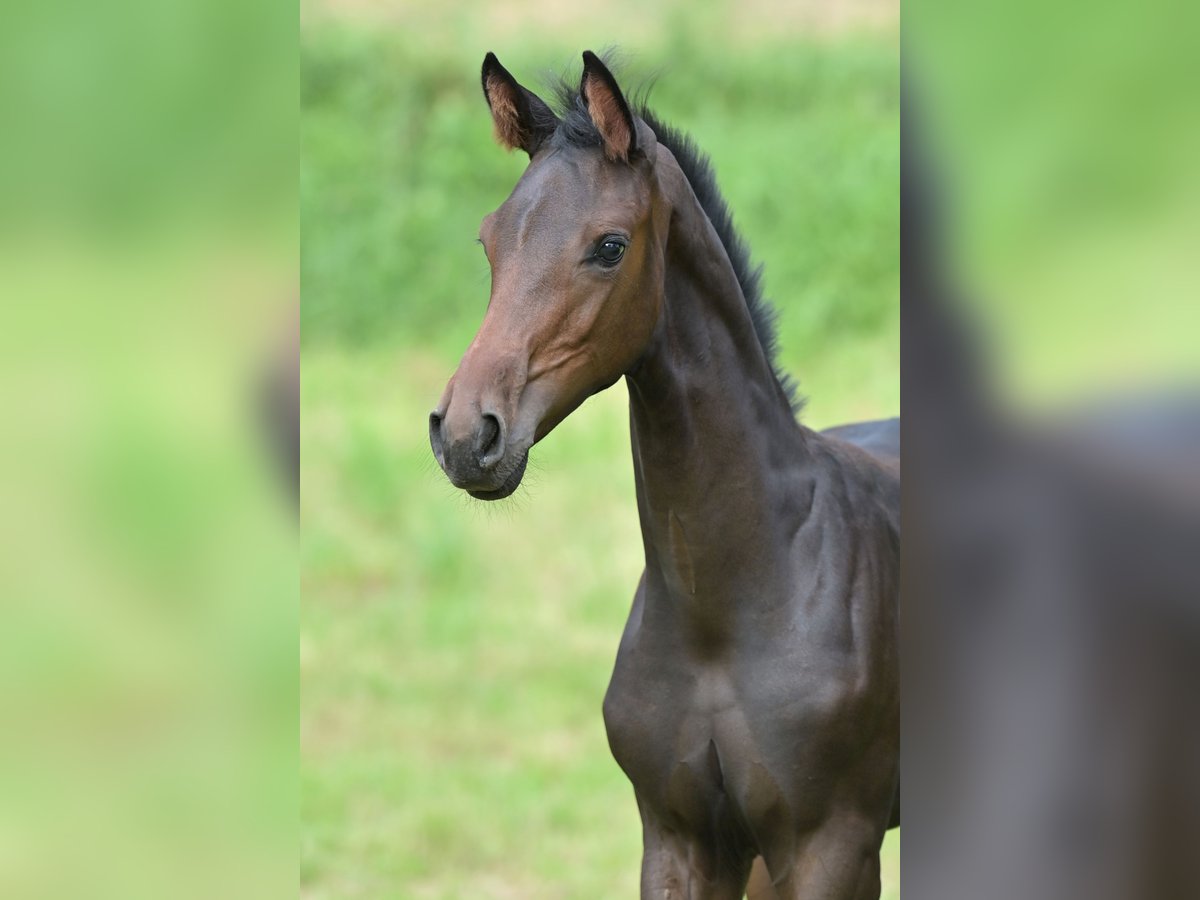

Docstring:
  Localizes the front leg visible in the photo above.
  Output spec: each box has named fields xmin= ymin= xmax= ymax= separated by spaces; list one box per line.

xmin=637 ymin=797 xmax=751 ymax=900
xmin=766 ymin=812 xmax=883 ymax=900
xmin=744 ymin=857 xmax=777 ymax=899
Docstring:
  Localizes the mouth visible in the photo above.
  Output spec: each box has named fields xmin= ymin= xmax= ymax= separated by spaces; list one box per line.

xmin=467 ymin=450 xmax=529 ymax=501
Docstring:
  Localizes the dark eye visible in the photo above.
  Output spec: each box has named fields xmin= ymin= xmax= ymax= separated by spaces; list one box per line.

xmin=595 ymin=238 xmax=626 ymax=265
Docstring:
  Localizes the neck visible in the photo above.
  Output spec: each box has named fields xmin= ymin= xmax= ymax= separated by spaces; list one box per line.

xmin=625 ymin=160 xmax=811 ymax=644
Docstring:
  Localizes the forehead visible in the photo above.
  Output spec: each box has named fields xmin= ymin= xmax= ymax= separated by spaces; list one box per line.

xmin=489 ymin=147 xmax=646 ymax=238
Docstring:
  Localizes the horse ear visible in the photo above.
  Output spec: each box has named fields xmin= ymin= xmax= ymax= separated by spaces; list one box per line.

xmin=580 ymin=50 xmax=638 ymax=163
xmin=481 ymin=52 xmax=557 ymax=157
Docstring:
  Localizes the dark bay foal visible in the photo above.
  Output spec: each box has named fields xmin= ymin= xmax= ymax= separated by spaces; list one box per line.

xmin=429 ymin=52 xmax=899 ymax=899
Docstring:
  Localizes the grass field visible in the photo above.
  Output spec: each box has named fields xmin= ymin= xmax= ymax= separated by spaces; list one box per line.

xmin=302 ymin=4 xmax=899 ymax=896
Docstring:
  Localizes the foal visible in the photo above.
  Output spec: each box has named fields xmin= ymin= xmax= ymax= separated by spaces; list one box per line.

xmin=430 ymin=52 xmax=899 ymax=899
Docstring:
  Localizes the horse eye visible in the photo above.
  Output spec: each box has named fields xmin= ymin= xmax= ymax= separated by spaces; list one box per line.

xmin=595 ymin=239 xmax=626 ymax=265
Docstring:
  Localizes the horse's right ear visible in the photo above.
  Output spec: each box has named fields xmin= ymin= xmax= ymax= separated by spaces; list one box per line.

xmin=481 ymin=53 xmax=557 ymax=157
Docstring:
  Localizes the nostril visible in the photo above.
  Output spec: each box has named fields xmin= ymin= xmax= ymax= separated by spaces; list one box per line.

xmin=428 ymin=411 xmax=445 ymax=459
xmin=476 ymin=412 xmax=504 ymax=466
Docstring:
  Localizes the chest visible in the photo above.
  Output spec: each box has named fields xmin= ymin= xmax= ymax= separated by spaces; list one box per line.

xmin=602 ymin=618 xmax=857 ymax=836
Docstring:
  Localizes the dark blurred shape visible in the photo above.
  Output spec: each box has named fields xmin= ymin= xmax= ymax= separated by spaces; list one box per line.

xmin=260 ymin=303 xmax=299 ymax=502
xmin=903 ymin=77 xmax=1200 ymax=900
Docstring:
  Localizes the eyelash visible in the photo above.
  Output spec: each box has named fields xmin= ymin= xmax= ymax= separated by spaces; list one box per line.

xmin=477 ymin=236 xmax=627 ymax=266
xmin=593 ymin=235 xmax=628 ymax=266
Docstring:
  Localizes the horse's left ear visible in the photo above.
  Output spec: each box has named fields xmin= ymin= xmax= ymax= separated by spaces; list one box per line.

xmin=581 ymin=51 xmax=638 ymax=163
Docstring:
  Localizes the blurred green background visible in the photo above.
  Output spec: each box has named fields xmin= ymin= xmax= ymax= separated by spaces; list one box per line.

xmin=301 ymin=1 xmax=899 ymax=896
xmin=0 ymin=1 xmax=294 ymax=897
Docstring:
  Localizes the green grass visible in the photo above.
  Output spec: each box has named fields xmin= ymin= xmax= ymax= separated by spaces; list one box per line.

xmin=302 ymin=10 xmax=898 ymax=898
xmin=302 ymin=350 xmax=899 ymax=898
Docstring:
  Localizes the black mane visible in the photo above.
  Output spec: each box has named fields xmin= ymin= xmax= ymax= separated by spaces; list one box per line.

xmin=541 ymin=78 xmax=801 ymax=414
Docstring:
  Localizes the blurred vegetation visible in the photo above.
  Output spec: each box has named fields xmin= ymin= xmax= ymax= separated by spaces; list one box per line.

xmin=909 ymin=0 xmax=1200 ymax=404
xmin=302 ymin=3 xmax=898 ymax=898
xmin=301 ymin=17 xmax=899 ymax=381
xmin=0 ymin=0 xmax=294 ymax=896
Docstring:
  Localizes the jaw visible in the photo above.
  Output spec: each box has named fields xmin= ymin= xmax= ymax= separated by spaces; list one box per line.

xmin=466 ymin=449 xmax=529 ymax=501
xmin=455 ymin=374 xmax=618 ymax=500
xmin=436 ymin=348 xmax=627 ymax=502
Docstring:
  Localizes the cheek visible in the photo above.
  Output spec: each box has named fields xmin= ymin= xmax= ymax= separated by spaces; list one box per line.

xmin=590 ymin=286 xmax=659 ymax=380
xmin=609 ymin=247 xmax=662 ymax=339
xmin=527 ymin=256 xmax=660 ymax=383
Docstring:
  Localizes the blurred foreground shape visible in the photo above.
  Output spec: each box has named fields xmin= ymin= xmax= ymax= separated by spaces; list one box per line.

xmin=903 ymin=2 xmax=1200 ymax=893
